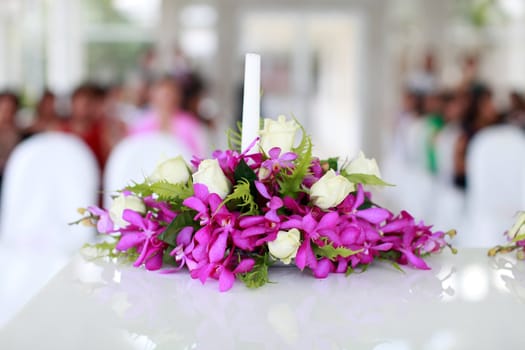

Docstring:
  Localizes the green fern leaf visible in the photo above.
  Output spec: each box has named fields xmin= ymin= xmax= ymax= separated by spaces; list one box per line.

xmin=227 ymin=121 xmax=243 ymax=152
xmin=221 ymin=179 xmax=259 ymax=215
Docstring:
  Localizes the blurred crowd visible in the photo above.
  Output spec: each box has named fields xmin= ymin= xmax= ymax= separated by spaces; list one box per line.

xmin=0 ymin=72 xmax=212 ymax=197
xmin=392 ymin=54 xmax=525 ymax=191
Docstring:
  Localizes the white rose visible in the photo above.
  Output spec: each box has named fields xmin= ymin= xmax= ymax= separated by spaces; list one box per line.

xmin=259 ymin=115 xmax=299 ymax=154
xmin=508 ymin=211 xmax=525 ymax=239
xmin=345 ymin=151 xmax=382 ymax=178
xmin=192 ymin=159 xmax=232 ymax=198
xmin=149 ymin=156 xmax=190 ymax=184
xmin=109 ymin=194 xmax=146 ymax=228
xmin=268 ymin=229 xmax=301 ymax=264
xmin=310 ymin=170 xmax=354 ymax=210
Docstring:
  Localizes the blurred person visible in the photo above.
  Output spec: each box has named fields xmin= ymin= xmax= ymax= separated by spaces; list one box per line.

xmin=408 ymin=52 xmax=438 ymax=95
xmin=422 ymin=92 xmax=445 ymax=174
xmin=506 ymin=91 xmax=525 ymax=129
xmin=458 ymin=54 xmax=486 ymax=94
xmin=21 ymin=90 xmax=60 ymax=139
xmin=0 ymin=91 xmax=21 ymax=199
xmin=97 ymin=84 xmax=128 ymax=165
xmin=392 ymin=89 xmax=426 ymax=167
xmin=178 ymin=71 xmax=214 ymax=129
xmin=130 ymin=76 xmax=208 ymax=157
xmin=60 ymin=84 xmax=106 ymax=169
xmin=453 ymin=88 xmax=502 ymax=189
xmin=434 ymin=92 xmax=468 ymax=183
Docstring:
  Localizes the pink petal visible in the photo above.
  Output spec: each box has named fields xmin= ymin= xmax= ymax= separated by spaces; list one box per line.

xmin=177 ymin=226 xmax=194 ymax=246
xmin=233 ymin=259 xmax=255 ymax=274
xmin=317 ymin=212 xmax=339 ymax=231
xmin=209 ymin=232 xmax=228 ymax=262
xmin=265 ymin=210 xmax=280 ymax=223
xmin=356 ymin=208 xmax=391 ymax=224
xmin=268 ymin=147 xmax=282 ymax=159
xmin=341 ymin=226 xmax=360 ymax=245
xmin=145 ymin=251 xmax=163 ymax=271
xmin=281 ymin=152 xmax=298 ymax=161
xmin=116 ymin=233 xmax=144 ymax=251
xmin=280 ymin=218 xmax=302 ymax=230
xmin=183 ymin=197 xmax=207 ymax=214
xmin=295 ymin=242 xmax=308 ymax=270
xmin=399 ymin=248 xmax=430 ymax=270
xmin=302 ymin=214 xmax=317 ymax=233
xmin=122 ymin=209 xmax=146 ymax=229
xmin=313 ymin=258 xmax=332 ymax=278
xmin=219 ymin=269 xmax=235 ymax=292
xmin=255 ymin=181 xmax=271 ymax=199
xmin=193 ymin=183 xmax=210 ymax=200
xmin=353 ymin=184 xmax=365 ymax=210
xmin=239 ymin=216 xmax=265 ymax=228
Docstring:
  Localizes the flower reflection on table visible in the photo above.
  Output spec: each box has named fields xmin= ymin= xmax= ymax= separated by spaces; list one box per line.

xmin=72 ymin=253 xmax=456 ymax=350
xmin=489 ymin=253 xmax=525 ymax=303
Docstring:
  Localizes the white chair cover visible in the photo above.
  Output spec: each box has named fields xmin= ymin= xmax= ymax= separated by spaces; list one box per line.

xmin=103 ymin=132 xmax=192 ymax=207
xmin=459 ymin=125 xmax=525 ymax=247
xmin=0 ymin=132 xmax=99 ymax=326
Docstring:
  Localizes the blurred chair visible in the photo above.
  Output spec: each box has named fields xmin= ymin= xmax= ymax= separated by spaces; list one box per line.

xmin=103 ymin=132 xmax=192 ymax=207
xmin=458 ymin=125 xmax=525 ymax=247
xmin=0 ymin=132 xmax=99 ymax=327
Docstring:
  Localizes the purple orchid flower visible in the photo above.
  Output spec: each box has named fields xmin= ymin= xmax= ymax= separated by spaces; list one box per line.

xmin=259 ymin=147 xmax=297 ymax=180
xmin=117 ymin=209 xmax=167 ymax=271
xmin=281 ymin=211 xmax=340 ymax=271
xmin=183 ymin=184 xmax=223 ymax=226
xmin=338 ymin=184 xmax=392 ymax=224
xmin=87 ymin=206 xmax=115 ymax=233
xmin=143 ymin=196 xmax=177 ymax=223
xmin=255 ymin=181 xmax=284 ymax=223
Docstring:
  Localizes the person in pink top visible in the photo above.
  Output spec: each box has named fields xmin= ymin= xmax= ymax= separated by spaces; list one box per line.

xmin=129 ymin=77 xmax=208 ymax=157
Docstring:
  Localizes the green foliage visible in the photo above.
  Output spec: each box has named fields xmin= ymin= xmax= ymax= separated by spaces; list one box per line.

xmin=390 ymin=262 xmax=405 ymax=274
xmin=234 ymin=159 xmax=257 ymax=192
xmin=313 ymin=241 xmax=362 ymax=260
xmin=227 ymin=121 xmax=243 ymax=153
xmin=221 ymin=179 xmax=259 ymax=215
xmin=341 ymin=172 xmax=394 ymax=187
xmin=238 ymin=254 xmax=271 ymax=289
xmin=126 ymin=181 xmax=154 ymax=197
xmin=278 ymin=121 xmax=313 ymax=198
xmin=126 ymin=180 xmax=194 ymax=208
xmin=345 ymin=264 xmax=369 ymax=277
xmin=513 ymin=233 xmax=525 ymax=243
xmin=150 ymin=181 xmax=194 ymax=202
xmin=158 ymin=211 xmax=198 ymax=247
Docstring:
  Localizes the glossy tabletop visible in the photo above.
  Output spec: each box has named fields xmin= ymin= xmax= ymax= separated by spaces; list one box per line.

xmin=1 ymin=248 xmax=523 ymax=350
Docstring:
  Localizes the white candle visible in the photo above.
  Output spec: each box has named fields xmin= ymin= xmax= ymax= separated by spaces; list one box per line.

xmin=241 ymin=53 xmax=261 ymax=152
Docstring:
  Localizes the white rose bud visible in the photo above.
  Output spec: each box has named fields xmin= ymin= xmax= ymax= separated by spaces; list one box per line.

xmin=192 ymin=159 xmax=232 ymax=199
xmin=109 ymin=194 xmax=146 ymax=228
xmin=310 ymin=170 xmax=354 ymax=210
xmin=149 ymin=156 xmax=190 ymax=184
xmin=345 ymin=151 xmax=382 ymax=178
xmin=268 ymin=229 xmax=301 ymax=264
xmin=259 ymin=115 xmax=299 ymax=154
xmin=508 ymin=211 xmax=525 ymax=239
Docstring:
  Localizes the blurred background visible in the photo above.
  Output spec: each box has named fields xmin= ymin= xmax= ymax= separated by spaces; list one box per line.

xmin=1 ymin=0 xmax=525 ymax=327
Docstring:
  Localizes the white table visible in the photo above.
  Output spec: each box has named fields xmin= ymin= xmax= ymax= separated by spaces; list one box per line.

xmin=0 ymin=248 xmax=523 ymax=349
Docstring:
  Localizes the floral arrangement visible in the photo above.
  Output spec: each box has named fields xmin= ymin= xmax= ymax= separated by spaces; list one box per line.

xmin=489 ymin=211 xmax=525 ymax=259
xmin=78 ymin=116 xmax=455 ymax=292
